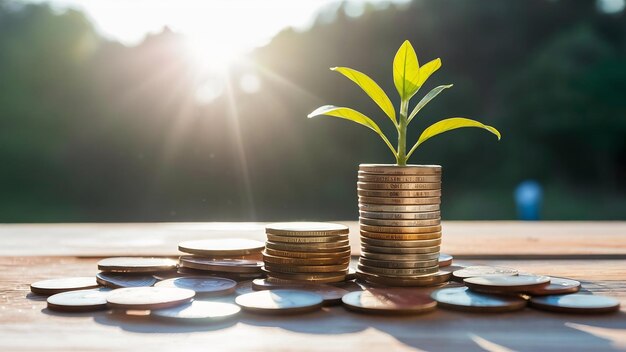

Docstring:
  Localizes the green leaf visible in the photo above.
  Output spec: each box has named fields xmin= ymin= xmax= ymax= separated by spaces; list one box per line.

xmin=331 ymin=67 xmax=396 ymax=124
xmin=393 ymin=40 xmax=420 ymax=100
xmin=417 ymin=58 xmax=442 ymax=87
xmin=408 ymin=84 xmax=453 ymax=123
xmin=414 ymin=118 xmax=501 ymax=149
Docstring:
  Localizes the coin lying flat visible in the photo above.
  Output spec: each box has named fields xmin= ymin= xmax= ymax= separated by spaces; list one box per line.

xmin=361 ymin=251 xmax=440 ymax=262
xmin=359 ymin=257 xmax=439 ymax=269
xmin=47 ymin=288 xmax=110 ymax=312
xmin=266 ymin=233 xmax=349 ymax=244
xmin=438 ymin=253 xmax=453 ymax=267
xmin=464 ymin=275 xmax=551 ymax=293
xmin=359 ymin=203 xmax=440 ymax=213
xmin=251 ymin=280 xmax=348 ymax=305
xmin=357 ymin=189 xmax=442 ymax=198
xmin=359 ymin=210 xmax=441 ymax=220
xmin=361 ymin=244 xmax=440 ymax=255
xmin=235 ymin=289 xmax=324 ymax=314
xmin=264 ymin=248 xmax=351 ymax=259
xmin=361 ymin=224 xmax=442 ymax=234
xmin=529 ymin=294 xmax=620 ymax=314
xmin=342 ymin=289 xmax=437 ymax=315
xmin=357 ymin=174 xmax=441 ymax=183
xmin=265 ymin=222 xmax=349 ymax=237
xmin=106 ymin=287 xmax=195 ymax=310
xmin=359 ymin=164 xmax=442 ymax=175
xmin=152 ymin=301 xmax=241 ymax=321
xmin=263 ymin=253 xmax=349 ymax=266
xmin=265 ymin=240 xmax=350 ymax=252
xmin=361 ymin=237 xmax=441 ymax=248
xmin=359 ymin=195 xmax=441 ymax=204
xmin=178 ymin=239 xmax=265 ymax=256
xmin=31 ymin=277 xmax=100 ymax=296
xmin=432 ymin=287 xmax=527 ymax=313
xmin=524 ymin=277 xmax=581 ymax=296
xmin=96 ymin=272 xmax=157 ymax=289
xmin=356 ymin=270 xmax=451 ymax=287
xmin=360 ymin=231 xmax=441 ymax=241
xmin=97 ymin=257 xmax=178 ymax=273
xmin=179 ymin=256 xmax=263 ymax=273
xmin=154 ymin=276 xmax=236 ymax=296
xmin=452 ymin=266 xmax=518 ymax=281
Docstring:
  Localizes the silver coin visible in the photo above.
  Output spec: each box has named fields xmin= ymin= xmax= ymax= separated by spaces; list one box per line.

xmin=47 ymin=288 xmax=110 ymax=312
xmin=31 ymin=277 xmax=100 ymax=296
xmin=154 ymin=276 xmax=236 ymax=296
xmin=464 ymin=275 xmax=551 ymax=293
xmin=265 ymin=222 xmax=349 ymax=236
xmin=438 ymin=253 xmax=453 ymax=267
xmin=361 ymin=244 xmax=440 ymax=255
xmin=106 ymin=287 xmax=195 ymax=310
xmin=235 ymin=289 xmax=324 ymax=314
xmin=359 ymin=217 xmax=440 ymax=227
xmin=529 ymin=294 xmax=620 ymax=314
xmin=152 ymin=301 xmax=241 ymax=321
xmin=361 ymin=237 xmax=441 ymax=248
xmin=97 ymin=257 xmax=178 ymax=273
xmin=359 ymin=257 xmax=439 ymax=269
xmin=359 ymin=210 xmax=441 ymax=220
xmin=431 ymin=287 xmax=526 ymax=313
xmin=178 ymin=239 xmax=265 ymax=256
xmin=524 ymin=277 xmax=581 ymax=296
xmin=360 ymin=251 xmax=440 ymax=261
xmin=96 ymin=272 xmax=157 ymax=288
xmin=359 ymin=203 xmax=440 ymax=213
xmin=452 ymin=266 xmax=518 ymax=281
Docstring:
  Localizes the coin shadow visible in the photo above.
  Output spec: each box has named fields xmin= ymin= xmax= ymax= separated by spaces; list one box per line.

xmin=92 ymin=310 xmax=238 ymax=333
xmin=25 ymin=292 xmax=47 ymax=302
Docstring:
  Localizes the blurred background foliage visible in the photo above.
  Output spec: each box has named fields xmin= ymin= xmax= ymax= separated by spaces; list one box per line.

xmin=0 ymin=0 xmax=625 ymax=222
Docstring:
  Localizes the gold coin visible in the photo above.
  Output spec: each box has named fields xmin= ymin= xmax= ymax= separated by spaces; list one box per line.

xmin=263 ymin=270 xmax=346 ymax=283
xmin=359 ymin=217 xmax=440 ymax=227
xmin=360 ymin=230 xmax=441 ymax=240
xmin=264 ymin=263 xmax=348 ymax=274
xmin=263 ymin=253 xmax=350 ymax=266
xmin=178 ymin=256 xmax=263 ymax=273
xmin=357 ymin=264 xmax=439 ymax=276
xmin=360 ymin=224 xmax=442 ymax=234
xmin=264 ymin=247 xmax=351 ymax=259
xmin=97 ymin=257 xmax=178 ymax=273
xmin=265 ymin=240 xmax=350 ymax=252
xmin=361 ymin=251 xmax=440 ymax=261
xmin=359 ymin=164 xmax=441 ymax=175
xmin=358 ymin=189 xmax=442 ymax=198
xmin=359 ymin=257 xmax=439 ymax=269
xmin=357 ymin=173 xmax=441 ymax=183
xmin=359 ymin=196 xmax=441 ymax=206
xmin=359 ymin=211 xmax=441 ymax=220
xmin=359 ymin=203 xmax=440 ymax=213
xmin=265 ymin=276 xmax=347 ymax=285
xmin=266 ymin=233 xmax=348 ymax=244
xmin=361 ymin=236 xmax=441 ymax=248
xmin=358 ymin=182 xmax=441 ymax=191
xmin=265 ymin=222 xmax=349 ymax=237
xmin=361 ymin=244 xmax=440 ymax=255
xmin=356 ymin=270 xmax=451 ymax=287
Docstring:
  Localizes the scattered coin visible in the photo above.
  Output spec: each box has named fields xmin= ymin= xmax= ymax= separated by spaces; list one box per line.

xmin=266 ymin=233 xmax=349 ymax=244
xmin=179 ymin=256 xmax=263 ymax=273
xmin=464 ymin=275 xmax=551 ymax=293
xmin=265 ymin=222 xmax=349 ymax=237
xmin=263 ymin=253 xmax=350 ymax=266
xmin=357 ymin=174 xmax=442 ymax=183
xmin=452 ymin=266 xmax=518 ymax=281
xmin=359 ymin=257 xmax=439 ymax=269
xmin=96 ymin=272 xmax=157 ymax=288
xmin=360 ymin=251 xmax=440 ymax=261
xmin=431 ymin=287 xmax=527 ymax=313
xmin=31 ymin=277 xmax=100 ymax=296
xmin=264 ymin=248 xmax=351 ymax=259
xmin=106 ymin=287 xmax=195 ymax=310
xmin=438 ymin=253 xmax=453 ymax=267
xmin=154 ymin=276 xmax=236 ymax=296
xmin=97 ymin=257 xmax=178 ymax=273
xmin=359 ymin=210 xmax=441 ymax=220
xmin=265 ymin=240 xmax=350 ymax=252
xmin=360 ymin=231 xmax=441 ymax=241
xmin=358 ymin=264 xmax=439 ymax=277
xmin=250 ymin=280 xmax=348 ymax=305
xmin=152 ymin=301 xmax=241 ymax=321
xmin=47 ymin=288 xmax=110 ymax=312
xmin=359 ymin=203 xmax=440 ymax=213
xmin=529 ymin=294 xmax=620 ymax=314
xmin=358 ymin=164 xmax=441 ymax=175
xmin=359 ymin=217 xmax=441 ymax=227
xmin=235 ymin=281 xmax=255 ymax=295
xmin=524 ymin=277 xmax=581 ymax=296
xmin=361 ymin=244 xmax=440 ymax=255
xmin=361 ymin=237 xmax=441 ymax=248
xmin=342 ymin=289 xmax=437 ymax=315
xmin=356 ymin=270 xmax=451 ymax=287
xmin=346 ymin=266 xmax=357 ymax=281
xmin=359 ymin=195 xmax=441 ymax=204
xmin=360 ymin=224 xmax=442 ymax=234
xmin=235 ymin=289 xmax=324 ymax=314
xmin=178 ymin=239 xmax=265 ymax=256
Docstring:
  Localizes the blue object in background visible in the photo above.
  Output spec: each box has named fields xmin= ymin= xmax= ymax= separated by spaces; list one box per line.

xmin=515 ymin=180 xmax=543 ymax=220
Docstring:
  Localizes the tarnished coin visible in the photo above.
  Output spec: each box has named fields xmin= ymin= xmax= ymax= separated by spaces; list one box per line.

xmin=361 ymin=237 xmax=441 ymax=248
xmin=360 ymin=224 xmax=442 ymax=234
xmin=358 ymin=182 xmax=441 ymax=191
xmin=154 ymin=276 xmax=236 ymax=296
xmin=361 ymin=244 xmax=440 ymax=255
xmin=359 ymin=164 xmax=441 ymax=175
xmin=356 ymin=269 xmax=451 ymax=287
xmin=264 ymin=270 xmax=346 ymax=283
xmin=342 ymin=289 xmax=436 ymax=315
xmin=524 ymin=277 xmax=581 ymax=296
xmin=357 ymin=189 xmax=442 ymax=198
xmin=47 ymin=288 xmax=110 ymax=312
xmin=152 ymin=301 xmax=241 ymax=321
xmin=360 ymin=230 xmax=441 ymax=241
xmin=359 ymin=195 xmax=441 ymax=204
xmin=106 ymin=287 xmax=195 ymax=310
xmin=178 ymin=239 xmax=265 ymax=256
xmin=265 ymin=222 xmax=349 ymax=237
xmin=264 ymin=247 xmax=351 ymax=259
xmin=251 ymin=280 xmax=348 ymax=305
xmin=177 ymin=267 xmax=264 ymax=281
xmin=359 ymin=257 xmax=439 ymax=269
xmin=432 ymin=287 xmax=527 ymax=313
xmin=346 ymin=266 xmax=357 ymax=281
xmin=438 ymin=253 xmax=453 ymax=267
xmin=264 ymin=263 xmax=348 ymax=274
xmin=529 ymin=294 xmax=620 ymax=314
xmin=263 ymin=253 xmax=350 ymax=266
xmin=31 ymin=277 xmax=100 ymax=296
xmin=96 ymin=272 xmax=157 ymax=289
xmin=359 ymin=217 xmax=441 ymax=227
xmin=235 ymin=281 xmax=255 ymax=295
xmin=179 ymin=256 xmax=263 ymax=273
xmin=265 ymin=240 xmax=350 ymax=252
xmin=452 ymin=266 xmax=519 ymax=281
xmin=359 ymin=210 xmax=441 ymax=220
xmin=97 ymin=257 xmax=178 ymax=273
xmin=465 ymin=275 xmax=551 ymax=293
xmin=358 ymin=264 xmax=439 ymax=277
xmin=235 ymin=289 xmax=324 ymax=314
xmin=357 ymin=174 xmax=441 ymax=183
xmin=266 ymin=233 xmax=349 ymax=244
xmin=361 ymin=251 xmax=440 ymax=261
xmin=359 ymin=203 xmax=440 ymax=213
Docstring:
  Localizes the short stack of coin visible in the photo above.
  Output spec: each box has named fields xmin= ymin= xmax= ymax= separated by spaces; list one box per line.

xmin=357 ymin=164 xmax=442 ymax=286
xmin=263 ymin=222 xmax=351 ymax=284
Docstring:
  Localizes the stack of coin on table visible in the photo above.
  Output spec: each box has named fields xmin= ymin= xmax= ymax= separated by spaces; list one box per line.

xmin=356 ymin=164 xmax=446 ymax=287
xmin=262 ymin=222 xmax=351 ymax=284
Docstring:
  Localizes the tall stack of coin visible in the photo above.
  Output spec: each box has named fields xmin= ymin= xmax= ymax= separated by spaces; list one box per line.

xmin=356 ymin=164 xmax=443 ymax=286
xmin=263 ymin=222 xmax=350 ymax=284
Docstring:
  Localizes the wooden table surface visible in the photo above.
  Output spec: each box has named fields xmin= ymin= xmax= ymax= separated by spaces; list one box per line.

xmin=1 ymin=221 xmax=625 ymax=351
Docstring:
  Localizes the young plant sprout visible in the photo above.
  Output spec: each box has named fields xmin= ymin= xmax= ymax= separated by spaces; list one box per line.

xmin=308 ymin=40 xmax=501 ymax=166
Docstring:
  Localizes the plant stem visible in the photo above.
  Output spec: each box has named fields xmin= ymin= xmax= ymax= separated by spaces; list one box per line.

xmin=396 ymin=99 xmax=409 ymax=165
